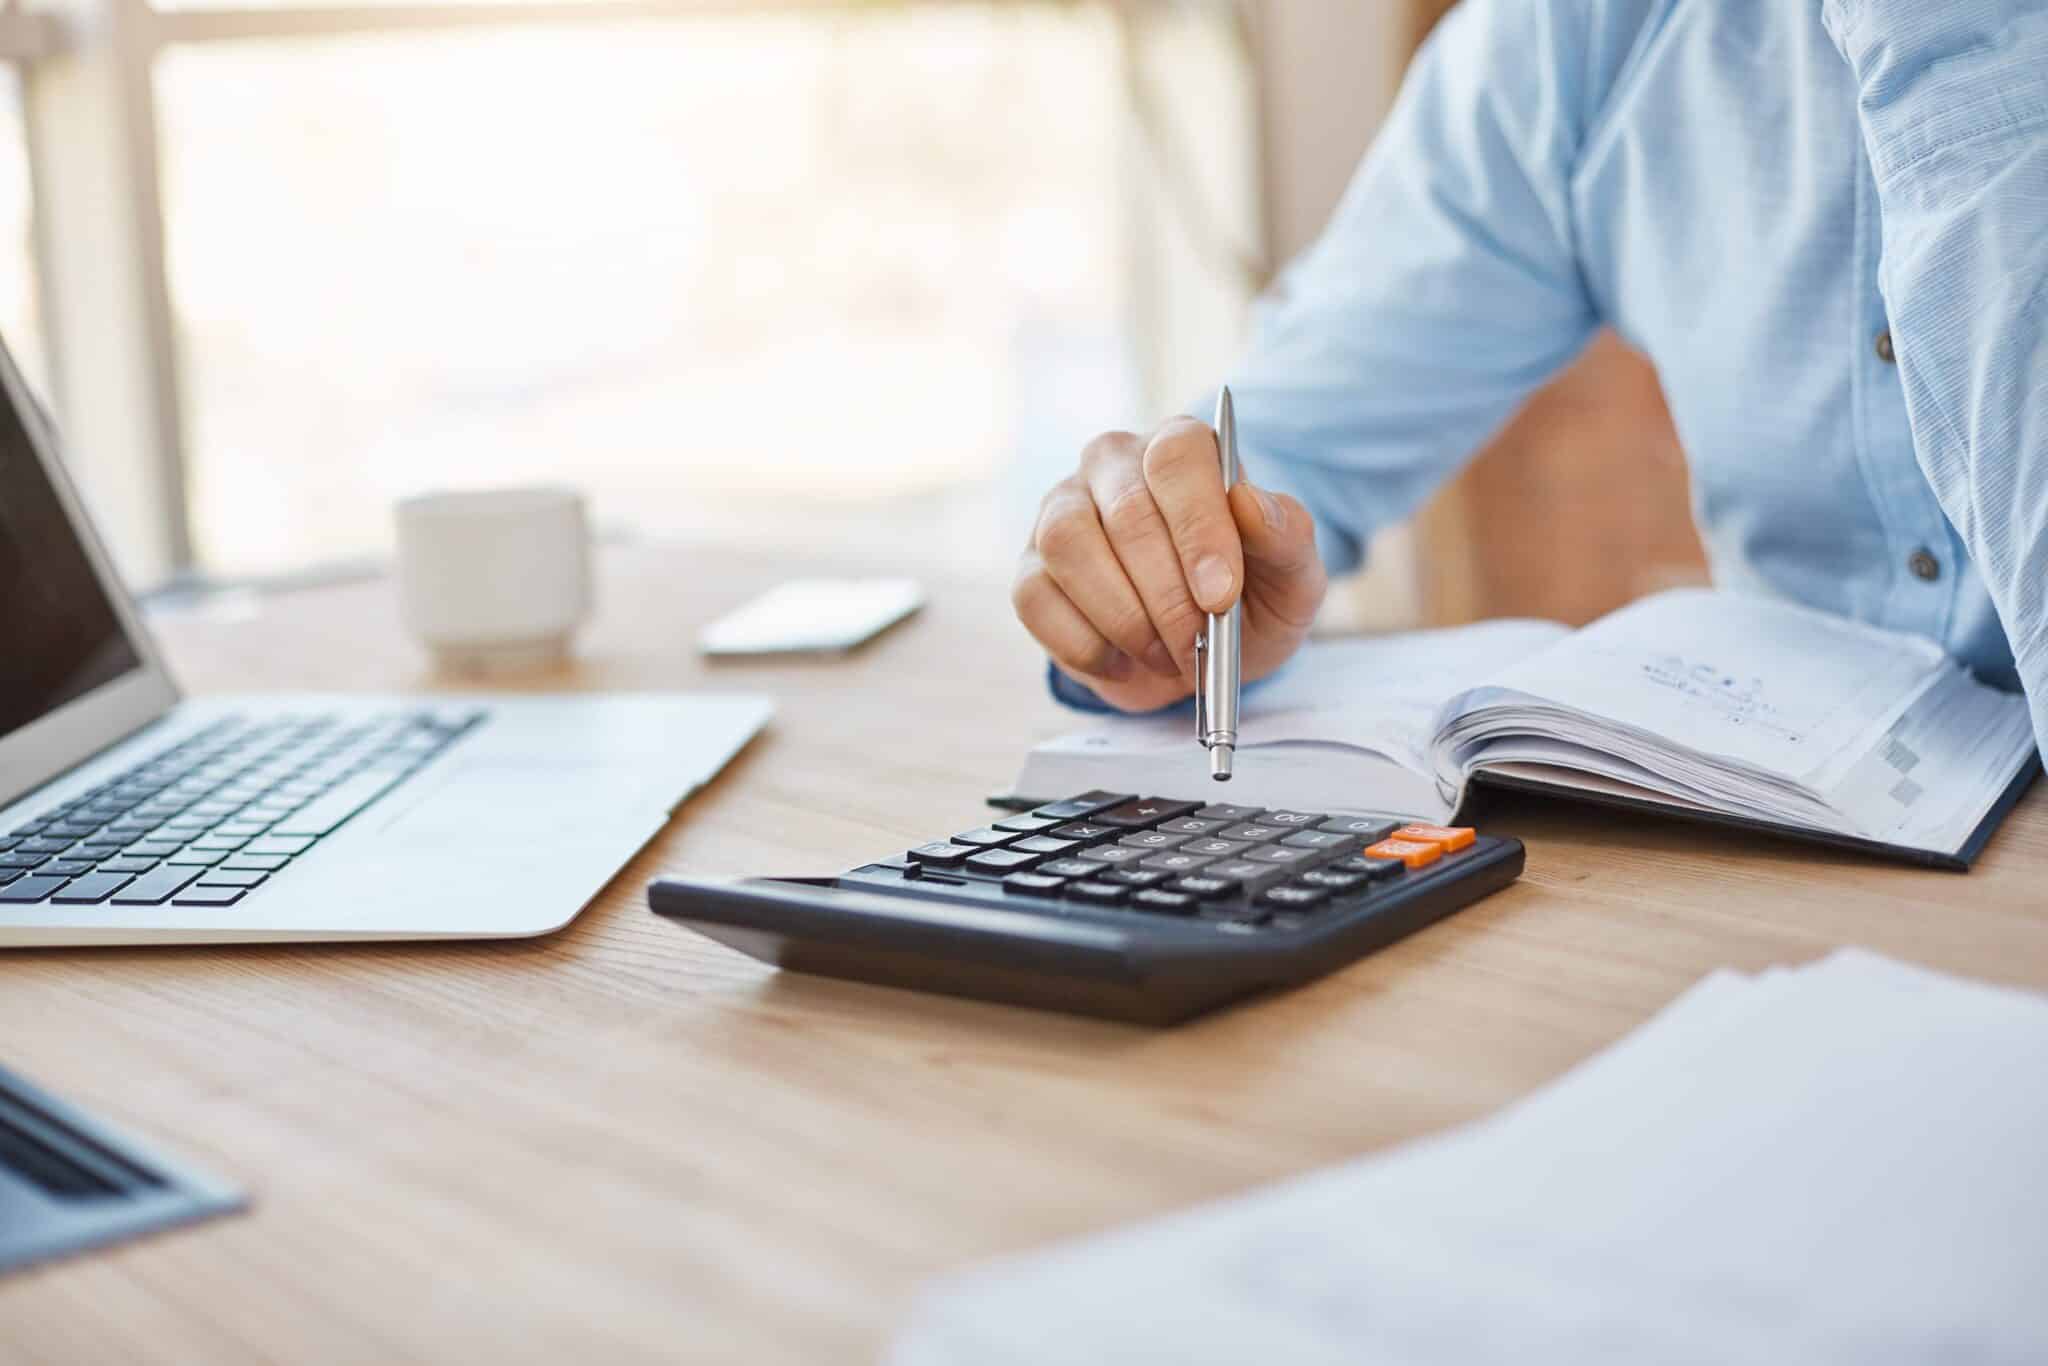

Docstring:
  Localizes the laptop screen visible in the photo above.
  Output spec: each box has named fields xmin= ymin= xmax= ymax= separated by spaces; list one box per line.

xmin=0 ymin=398 xmax=144 ymax=741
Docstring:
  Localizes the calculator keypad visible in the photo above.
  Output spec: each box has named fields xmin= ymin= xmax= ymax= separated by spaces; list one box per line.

xmin=892 ymin=794 xmax=1475 ymax=932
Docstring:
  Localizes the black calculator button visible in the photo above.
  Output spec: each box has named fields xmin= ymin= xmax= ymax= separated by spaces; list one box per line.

xmin=1279 ymin=830 xmax=1353 ymax=852
xmin=1181 ymin=838 xmax=1249 ymax=859
xmin=1155 ymin=817 xmax=1224 ymax=836
xmin=1105 ymin=868 xmax=1172 ymax=888
xmin=965 ymin=848 xmax=1039 ymax=873
xmin=1002 ymin=873 xmax=1067 ymax=896
xmin=992 ymin=813 xmax=1061 ymax=834
xmin=1009 ymin=836 xmax=1078 ymax=857
xmin=1197 ymin=902 xmax=1266 ymax=925
xmin=1330 ymin=855 xmax=1405 ymax=881
xmin=951 ymin=827 xmax=1017 ymax=847
xmin=907 ymin=842 xmax=974 ymax=867
xmin=1299 ymin=868 xmax=1369 ymax=892
xmin=1076 ymin=845 xmax=1151 ymax=868
xmin=1037 ymin=858 xmax=1103 ymax=879
xmin=1117 ymin=831 xmax=1188 ymax=851
xmin=1032 ymin=792 xmax=1135 ymax=820
xmin=1193 ymin=803 xmax=1263 ymax=822
xmin=1051 ymin=822 xmax=1117 ymax=843
xmin=1092 ymin=798 xmax=1202 ymax=829
xmin=1139 ymin=851 xmax=1216 ymax=875
xmin=1252 ymin=810 xmax=1324 ymax=829
xmin=1261 ymin=884 xmax=1331 ymax=909
xmin=1064 ymin=880 xmax=1130 ymax=906
xmin=1131 ymin=889 xmax=1198 ymax=914
xmin=1319 ymin=816 xmax=1400 ymax=840
xmin=1216 ymin=823 xmax=1282 ymax=844
xmin=1170 ymin=875 xmax=1240 ymax=900
xmin=1242 ymin=845 xmax=1319 ymax=867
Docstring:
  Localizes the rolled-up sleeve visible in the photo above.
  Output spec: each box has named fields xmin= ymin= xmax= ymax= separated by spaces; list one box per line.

xmin=1824 ymin=0 xmax=2048 ymax=752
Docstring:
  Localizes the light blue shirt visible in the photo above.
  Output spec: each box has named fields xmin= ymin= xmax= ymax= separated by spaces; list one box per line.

xmin=1057 ymin=0 xmax=2048 ymax=754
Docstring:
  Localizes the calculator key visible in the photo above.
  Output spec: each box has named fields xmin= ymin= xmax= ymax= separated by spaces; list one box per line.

xmin=951 ymin=827 xmax=1017 ymax=848
xmin=1193 ymin=803 xmax=1264 ymax=823
xmin=1032 ymin=791 xmax=1134 ymax=820
xmin=1300 ymin=868 xmax=1369 ymax=892
xmin=1202 ymin=859 xmax=1288 ymax=894
xmin=1117 ymin=831 xmax=1188 ymax=851
xmin=907 ymin=842 xmax=975 ymax=867
xmin=1217 ymin=823 xmax=1283 ymax=843
xmin=1075 ymin=845 xmax=1151 ymax=867
xmin=1196 ymin=902 xmax=1266 ymax=925
xmin=1155 ymin=817 xmax=1224 ymax=836
xmin=51 ymin=873 xmax=135 ymax=905
xmin=1394 ymin=823 xmax=1477 ymax=853
xmin=1364 ymin=838 xmax=1442 ymax=870
xmin=1037 ymin=858 xmax=1104 ymax=879
xmin=1063 ymin=880 xmax=1130 ymax=906
xmin=1279 ymin=830 xmax=1353 ymax=852
xmin=1139 ymin=851 xmax=1216 ymax=875
xmin=1002 ymin=873 xmax=1068 ymax=897
xmin=171 ymin=885 xmax=248 ymax=907
xmin=1008 ymin=836 xmax=1077 ymax=857
xmin=1131 ymin=889 xmax=1198 ymax=914
xmin=0 ymin=875 xmax=68 ymax=903
xmin=1318 ymin=816 xmax=1401 ymax=841
xmin=1181 ymin=838 xmax=1249 ymax=858
xmin=965 ymin=848 xmax=1040 ymax=874
xmin=992 ymin=813 xmax=1061 ymax=834
xmin=1105 ymin=869 xmax=1173 ymax=888
xmin=110 ymin=866 xmax=205 ymax=905
xmin=1092 ymin=798 xmax=1202 ymax=828
xmin=1171 ymin=875 xmax=1240 ymax=900
xmin=1052 ymin=822 xmax=1118 ymax=843
xmin=196 ymin=868 xmax=270 ymax=888
xmin=1251 ymin=810 xmax=1324 ymax=828
xmin=1260 ymin=884 xmax=1331 ymax=909
xmin=1331 ymin=855 xmax=1405 ymax=882
xmin=1242 ymin=845 xmax=1320 ymax=867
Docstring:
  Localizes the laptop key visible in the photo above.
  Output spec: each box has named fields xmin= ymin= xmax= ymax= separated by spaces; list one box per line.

xmin=0 ymin=875 xmax=69 ymax=903
xmin=0 ymin=868 xmax=19 ymax=886
xmin=268 ymin=769 xmax=408 ymax=837
xmin=110 ymin=866 xmax=205 ymax=905
xmin=196 ymin=868 xmax=269 ymax=888
xmin=97 ymin=857 xmax=161 ymax=875
xmin=167 ymin=849 xmax=227 ymax=867
xmin=41 ymin=860 xmax=97 ymax=878
xmin=51 ymin=873 xmax=136 ymax=905
xmin=0 ymin=851 xmax=49 ymax=870
xmin=171 ymin=885 xmax=248 ymax=907
xmin=243 ymin=835 xmax=315 ymax=857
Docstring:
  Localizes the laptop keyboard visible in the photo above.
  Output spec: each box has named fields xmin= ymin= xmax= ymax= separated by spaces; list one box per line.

xmin=0 ymin=709 xmax=483 ymax=909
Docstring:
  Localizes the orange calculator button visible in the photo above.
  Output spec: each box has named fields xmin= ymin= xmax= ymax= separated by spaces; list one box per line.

xmin=1393 ymin=823 xmax=1476 ymax=853
xmin=1363 ymin=838 xmax=1442 ymax=870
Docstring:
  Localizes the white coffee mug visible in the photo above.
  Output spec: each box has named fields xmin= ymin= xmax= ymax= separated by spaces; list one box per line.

xmin=394 ymin=486 xmax=593 ymax=673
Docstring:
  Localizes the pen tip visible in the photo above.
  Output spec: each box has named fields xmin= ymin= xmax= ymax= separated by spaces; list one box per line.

xmin=1210 ymin=746 xmax=1233 ymax=781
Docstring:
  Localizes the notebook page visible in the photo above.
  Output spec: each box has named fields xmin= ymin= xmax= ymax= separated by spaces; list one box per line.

xmin=1478 ymin=589 xmax=1946 ymax=785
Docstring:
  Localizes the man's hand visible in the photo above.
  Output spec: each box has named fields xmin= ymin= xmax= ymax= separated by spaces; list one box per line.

xmin=1013 ymin=418 xmax=1328 ymax=712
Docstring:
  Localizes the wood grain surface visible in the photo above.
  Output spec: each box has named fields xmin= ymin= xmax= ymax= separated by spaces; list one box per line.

xmin=2 ymin=542 xmax=2042 ymax=1364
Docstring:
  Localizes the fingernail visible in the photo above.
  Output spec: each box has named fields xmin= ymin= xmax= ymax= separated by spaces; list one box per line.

xmin=1191 ymin=554 xmax=1234 ymax=610
xmin=1143 ymin=639 xmax=1179 ymax=677
xmin=1099 ymin=649 xmax=1136 ymax=681
xmin=1253 ymin=486 xmax=1285 ymax=532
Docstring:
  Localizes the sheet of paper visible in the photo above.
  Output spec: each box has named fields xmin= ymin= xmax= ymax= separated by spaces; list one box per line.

xmin=893 ymin=951 xmax=2048 ymax=1366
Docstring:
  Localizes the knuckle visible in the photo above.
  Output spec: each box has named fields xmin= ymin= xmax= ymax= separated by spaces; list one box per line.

xmin=1079 ymin=430 xmax=1141 ymax=474
xmin=1097 ymin=481 xmax=1162 ymax=542
xmin=1140 ymin=425 xmax=1214 ymax=483
xmin=1033 ymin=501 xmax=1094 ymax=561
xmin=1010 ymin=561 xmax=1054 ymax=617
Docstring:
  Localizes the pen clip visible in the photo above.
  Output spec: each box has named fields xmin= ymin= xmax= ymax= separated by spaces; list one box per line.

xmin=1193 ymin=632 xmax=1208 ymax=748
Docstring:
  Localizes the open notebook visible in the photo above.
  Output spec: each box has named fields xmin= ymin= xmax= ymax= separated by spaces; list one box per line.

xmin=1012 ymin=589 xmax=2040 ymax=869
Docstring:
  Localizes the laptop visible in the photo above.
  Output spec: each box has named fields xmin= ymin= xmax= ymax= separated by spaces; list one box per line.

xmin=0 ymin=341 xmax=770 ymax=947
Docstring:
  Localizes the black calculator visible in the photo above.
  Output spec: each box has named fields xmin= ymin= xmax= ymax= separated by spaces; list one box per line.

xmin=648 ymin=791 xmax=1524 ymax=1024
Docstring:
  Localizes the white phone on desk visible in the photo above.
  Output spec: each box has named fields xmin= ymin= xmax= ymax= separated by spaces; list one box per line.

xmin=699 ymin=578 xmax=925 ymax=658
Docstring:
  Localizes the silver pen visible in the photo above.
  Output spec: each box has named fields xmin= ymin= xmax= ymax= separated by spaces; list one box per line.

xmin=1195 ymin=386 xmax=1243 ymax=781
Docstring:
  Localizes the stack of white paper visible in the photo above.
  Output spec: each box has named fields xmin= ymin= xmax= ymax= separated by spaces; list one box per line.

xmin=893 ymin=951 xmax=2048 ymax=1365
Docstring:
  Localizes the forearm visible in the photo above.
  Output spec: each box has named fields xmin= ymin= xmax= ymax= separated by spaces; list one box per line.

xmin=1826 ymin=0 xmax=2048 ymax=749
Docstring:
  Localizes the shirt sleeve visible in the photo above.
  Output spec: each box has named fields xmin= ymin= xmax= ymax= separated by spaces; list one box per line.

xmin=1216 ymin=0 xmax=1605 ymax=578
xmin=1824 ymin=0 xmax=2048 ymax=754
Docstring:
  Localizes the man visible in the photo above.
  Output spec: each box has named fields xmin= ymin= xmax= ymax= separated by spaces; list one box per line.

xmin=1011 ymin=0 xmax=2048 ymax=759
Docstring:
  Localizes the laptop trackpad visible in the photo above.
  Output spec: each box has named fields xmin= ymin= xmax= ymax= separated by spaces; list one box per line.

xmin=378 ymin=759 xmax=647 ymax=838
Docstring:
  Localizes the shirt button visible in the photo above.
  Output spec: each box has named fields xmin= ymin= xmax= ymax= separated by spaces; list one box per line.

xmin=1908 ymin=548 xmax=1940 ymax=582
xmin=1876 ymin=329 xmax=1896 ymax=364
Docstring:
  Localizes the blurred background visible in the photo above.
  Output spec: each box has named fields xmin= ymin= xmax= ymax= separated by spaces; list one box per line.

xmin=0 ymin=0 xmax=1704 ymax=630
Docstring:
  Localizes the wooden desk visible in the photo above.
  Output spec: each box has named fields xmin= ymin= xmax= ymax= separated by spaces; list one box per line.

xmin=4 ymin=543 xmax=2045 ymax=1363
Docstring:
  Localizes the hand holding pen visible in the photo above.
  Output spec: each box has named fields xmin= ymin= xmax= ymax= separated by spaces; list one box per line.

xmin=1012 ymin=389 xmax=1330 ymax=718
